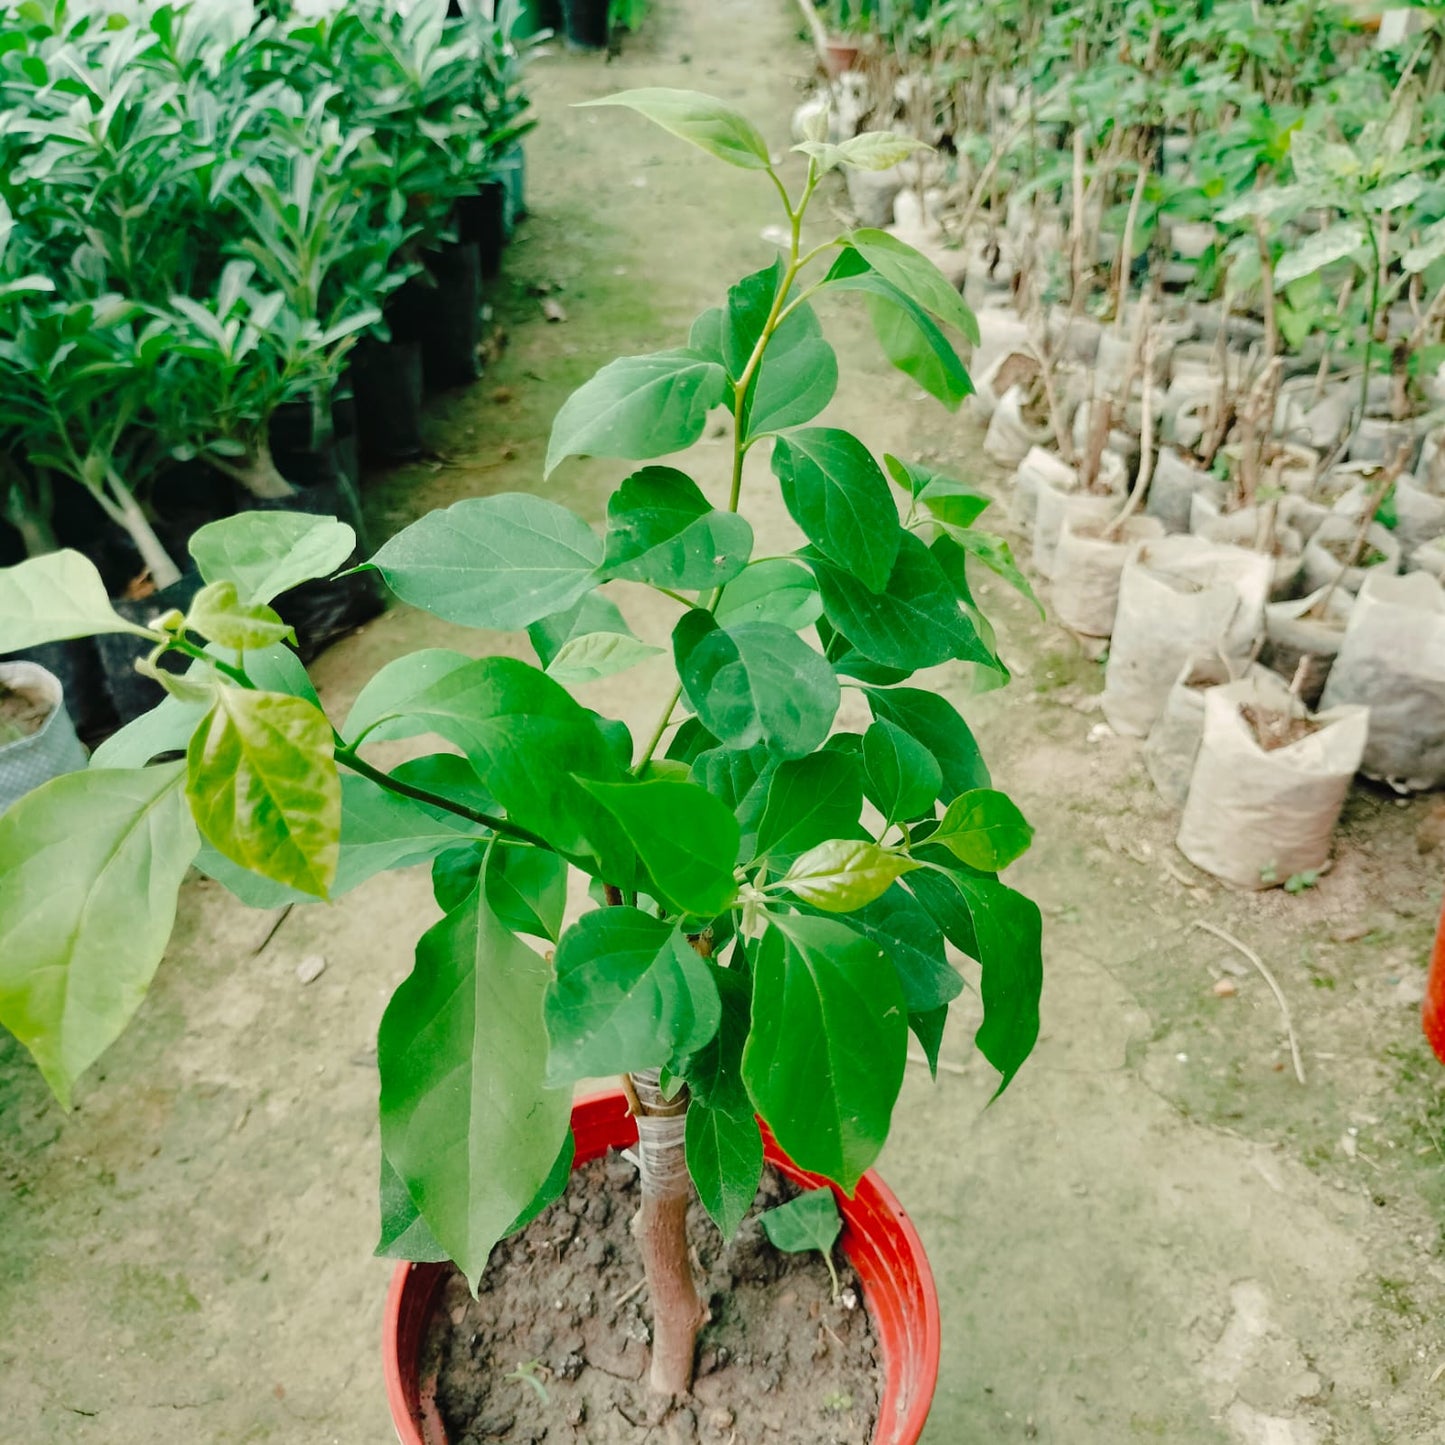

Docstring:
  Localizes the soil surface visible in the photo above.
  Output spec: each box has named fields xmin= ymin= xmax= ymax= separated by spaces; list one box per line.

xmin=1241 ymin=704 xmax=1324 ymax=753
xmin=0 ymin=680 xmax=49 ymax=742
xmin=430 ymin=1159 xmax=877 ymax=1445
xmin=3 ymin=3 xmax=1445 ymax=1445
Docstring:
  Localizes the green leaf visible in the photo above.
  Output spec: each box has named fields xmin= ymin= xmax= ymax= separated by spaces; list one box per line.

xmin=375 ymin=1152 xmax=450 ymax=1263
xmin=188 ymin=512 xmax=356 ymax=605
xmin=829 ymin=130 xmax=930 ymax=171
xmin=579 ymin=88 xmax=772 ymax=170
xmin=864 ymin=686 xmax=990 ymax=799
xmin=760 ymin=1187 xmax=842 ymax=1256
xmin=885 ymin=454 xmax=991 ymax=528
xmin=820 ymin=250 xmax=972 ymax=409
xmin=771 ymin=429 xmax=901 ymax=592
xmin=935 ymin=525 xmax=1041 ymax=615
xmin=932 ymin=789 xmax=1034 ymax=870
xmin=807 ymin=532 xmax=990 ymax=669
xmin=368 ymin=494 xmax=602 ymax=631
xmin=343 ymin=653 xmax=634 ymax=882
xmin=847 ymin=230 xmax=980 ymax=343
xmin=528 ymin=592 xmax=637 ymax=668
xmin=431 ymin=837 xmax=568 ymax=943
xmin=1274 ymin=221 xmax=1367 ymax=288
xmin=185 ymin=580 xmax=295 ymax=651
xmin=544 ymin=908 xmax=721 ymax=1080
xmin=682 ymin=965 xmax=761 ymax=1236
xmin=546 ymin=631 xmax=662 ymax=685
xmin=909 ymin=1006 xmax=947 ymax=1076
xmin=839 ymin=883 xmax=963 ymax=1012
xmin=863 ymin=719 xmax=942 ymax=825
xmin=753 ymin=751 xmax=865 ymax=866
xmin=602 ymin=466 xmax=753 ymax=590
xmin=185 ymin=689 xmax=340 ymax=898
xmin=690 ymin=741 xmax=775 ymax=861
xmin=674 ymin=610 xmax=840 ymax=759
xmin=0 ymin=549 xmax=151 ymax=650
xmin=0 ymin=763 xmax=198 ymax=1107
xmin=742 ymin=913 xmax=906 ymax=1190
xmin=578 ymin=777 xmax=740 ymax=917
xmin=781 ymin=838 xmax=919 ymax=912
xmin=377 ymin=870 xmax=572 ymax=1289
xmin=714 ymin=559 xmax=822 ymax=631
xmin=545 ymin=349 xmax=727 ymax=478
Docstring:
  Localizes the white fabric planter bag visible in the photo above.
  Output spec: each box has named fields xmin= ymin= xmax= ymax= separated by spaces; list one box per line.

xmin=0 ymin=660 xmax=88 ymax=816
xmin=1031 ymin=458 xmax=1125 ymax=580
xmin=1261 ymin=586 xmax=1355 ymax=708
xmin=972 ymin=309 xmax=1033 ymax=386
xmin=1301 ymin=515 xmax=1401 ymax=596
xmin=1198 ymin=507 xmax=1305 ymax=601
xmin=984 ymin=383 xmax=1052 ymax=467
xmin=1412 ymin=538 xmax=1445 ymax=581
xmin=1052 ymin=514 xmax=1165 ymax=638
xmin=1177 ymin=675 xmax=1368 ymax=889
xmin=1393 ymin=475 xmax=1445 ymax=554
xmin=1145 ymin=655 xmax=1267 ymax=807
xmin=1009 ymin=445 xmax=1076 ymax=529
xmin=1102 ymin=535 xmax=1272 ymax=737
xmin=1147 ymin=447 xmax=1212 ymax=532
xmin=1319 ymin=571 xmax=1445 ymax=790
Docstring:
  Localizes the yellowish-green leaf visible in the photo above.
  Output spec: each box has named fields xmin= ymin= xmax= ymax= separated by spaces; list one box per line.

xmin=186 ymin=580 xmax=295 ymax=651
xmin=932 ymin=789 xmax=1033 ymax=871
xmin=0 ymin=549 xmax=151 ymax=651
xmin=580 ymin=88 xmax=772 ymax=170
xmin=781 ymin=838 xmax=919 ymax=912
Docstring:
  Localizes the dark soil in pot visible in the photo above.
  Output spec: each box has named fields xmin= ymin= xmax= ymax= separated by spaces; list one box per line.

xmin=2 ymin=639 xmax=111 ymax=743
xmin=428 ymin=1156 xmax=881 ymax=1445
xmin=350 ymin=337 xmax=427 ymax=464
xmin=0 ymin=677 xmax=50 ymax=744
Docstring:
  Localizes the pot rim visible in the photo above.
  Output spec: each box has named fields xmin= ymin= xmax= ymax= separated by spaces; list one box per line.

xmin=383 ymin=1089 xmax=940 ymax=1445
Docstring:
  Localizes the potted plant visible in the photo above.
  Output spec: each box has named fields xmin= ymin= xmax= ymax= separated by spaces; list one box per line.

xmin=0 ymin=656 xmax=87 ymax=815
xmin=0 ymin=92 xmax=1042 ymax=1440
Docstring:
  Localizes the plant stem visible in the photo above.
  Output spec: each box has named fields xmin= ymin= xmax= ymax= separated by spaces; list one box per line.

xmin=628 ymin=1068 xmax=706 ymax=1396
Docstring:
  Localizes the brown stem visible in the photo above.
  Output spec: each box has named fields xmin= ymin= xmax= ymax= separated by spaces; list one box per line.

xmin=1308 ymin=442 xmax=1410 ymax=620
xmin=1113 ymin=143 xmax=1154 ymax=333
xmin=1253 ymin=217 xmax=1278 ymax=363
xmin=1105 ymin=328 xmax=1157 ymax=539
xmin=628 ymin=1069 xmax=707 ymax=1396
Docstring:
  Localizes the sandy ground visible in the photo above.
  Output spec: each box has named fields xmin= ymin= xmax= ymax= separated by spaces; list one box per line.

xmin=4 ymin=2 xmax=1445 ymax=1442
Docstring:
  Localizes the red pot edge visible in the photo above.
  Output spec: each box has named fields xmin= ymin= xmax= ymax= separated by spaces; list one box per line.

xmin=383 ymin=1089 xmax=941 ymax=1445
xmin=1422 ymin=898 xmax=1445 ymax=1063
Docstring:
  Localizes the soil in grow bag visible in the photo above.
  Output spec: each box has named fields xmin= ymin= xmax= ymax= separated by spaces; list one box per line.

xmin=1240 ymin=703 xmax=1324 ymax=752
xmin=0 ymin=678 xmax=50 ymax=745
xmin=427 ymin=1156 xmax=881 ymax=1445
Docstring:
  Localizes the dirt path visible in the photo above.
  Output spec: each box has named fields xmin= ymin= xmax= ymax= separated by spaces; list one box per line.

xmin=3 ymin=3 xmax=1445 ymax=1442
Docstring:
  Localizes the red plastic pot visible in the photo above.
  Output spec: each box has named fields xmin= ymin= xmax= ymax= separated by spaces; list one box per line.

xmin=1422 ymin=898 xmax=1445 ymax=1064
xmin=824 ymin=39 xmax=862 ymax=76
xmin=384 ymin=1090 xmax=940 ymax=1445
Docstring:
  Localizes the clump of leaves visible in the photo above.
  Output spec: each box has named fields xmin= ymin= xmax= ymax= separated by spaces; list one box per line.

xmin=0 ymin=91 xmax=1042 ymax=1401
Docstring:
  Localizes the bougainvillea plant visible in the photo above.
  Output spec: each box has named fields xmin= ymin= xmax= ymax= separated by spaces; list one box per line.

xmin=0 ymin=92 xmax=1042 ymax=1397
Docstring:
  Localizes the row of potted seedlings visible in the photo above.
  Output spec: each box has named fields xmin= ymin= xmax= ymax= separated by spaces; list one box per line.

xmin=801 ymin=0 xmax=1445 ymax=888
xmin=0 ymin=0 xmax=537 ymax=801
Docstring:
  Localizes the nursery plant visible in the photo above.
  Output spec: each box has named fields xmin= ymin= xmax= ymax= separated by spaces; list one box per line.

xmin=0 ymin=90 xmax=1042 ymax=1409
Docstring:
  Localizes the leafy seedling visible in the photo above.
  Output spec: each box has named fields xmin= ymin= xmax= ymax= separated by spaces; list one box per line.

xmin=761 ymin=1187 xmax=844 ymax=1301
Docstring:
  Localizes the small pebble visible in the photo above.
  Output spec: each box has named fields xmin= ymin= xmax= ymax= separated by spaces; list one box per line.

xmin=1212 ymin=978 xmax=1238 ymax=998
xmin=295 ymin=955 xmax=326 ymax=984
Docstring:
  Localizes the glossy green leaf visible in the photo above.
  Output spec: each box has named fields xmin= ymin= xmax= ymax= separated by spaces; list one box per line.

xmin=863 ymin=686 xmax=990 ymax=800
xmin=885 ymin=454 xmax=991 ymax=527
xmin=375 ymin=1152 xmax=450 ymax=1263
xmin=771 ymin=429 xmax=900 ymax=593
xmin=188 ymin=511 xmax=356 ymax=605
xmin=753 ymin=751 xmax=865 ymax=865
xmin=528 ymin=592 xmax=636 ymax=667
xmin=674 ymin=610 xmax=839 ymax=759
xmin=690 ymin=741 xmax=775 ymax=862
xmin=840 ymin=883 xmax=963 ymax=1013
xmin=602 ymin=466 xmax=753 ymax=590
xmin=0 ymin=763 xmax=198 ymax=1107
xmin=683 ymin=966 xmax=762 ymax=1238
xmin=933 ymin=789 xmax=1034 ymax=870
xmin=431 ymin=837 xmax=568 ymax=943
xmin=941 ymin=528 xmax=1042 ymax=615
xmin=377 ymin=872 xmax=572 ymax=1289
xmin=544 ymin=908 xmax=721 ymax=1081
xmin=863 ymin=719 xmax=942 ymax=825
xmin=368 ymin=494 xmax=602 ymax=631
xmin=0 ymin=549 xmax=150 ymax=650
xmin=781 ymin=838 xmax=919 ymax=912
xmin=185 ymin=580 xmax=294 ymax=651
xmin=760 ymin=1187 xmax=842 ymax=1256
xmin=1274 ymin=221 xmax=1367 ymax=288
xmin=821 ymin=250 xmax=972 ymax=409
xmin=185 ymin=688 xmax=340 ymax=898
xmin=828 ymin=130 xmax=928 ymax=170
xmin=807 ymin=532 xmax=990 ymax=669
xmin=580 ymin=89 xmax=772 ymax=170
xmin=714 ymin=559 xmax=822 ymax=631
xmin=742 ymin=913 xmax=906 ymax=1190
xmin=545 ymin=349 xmax=727 ymax=478
xmin=909 ymin=1006 xmax=947 ymax=1077
xmin=846 ymin=230 xmax=980 ymax=343
xmin=547 ymin=632 xmax=662 ymax=686
xmin=579 ymin=777 xmax=740 ymax=917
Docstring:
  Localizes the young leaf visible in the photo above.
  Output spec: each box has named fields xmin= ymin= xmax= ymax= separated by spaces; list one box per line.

xmin=185 ymin=580 xmax=295 ymax=652
xmin=862 ymin=719 xmax=942 ymax=826
xmin=932 ymin=789 xmax=1034 ymax=870
xmin=742 ymin=913 xmax=907 ymax=1190
xmin=753 ymin=750 xmax=865 ymax=865
xmin=674 ymin=610 xmax=840 ymax=759
xmin=545 ymin=632 xmax=662 ymax=686
xmin=781 ymin=838 xmax=919 ymax=912
xmin=1273 ymin=222 xmax=1367 ymax=289
xmin=864 ymin=686 xmax=990 ymax=799
xmin=602 ymin=466 xmax=753 ymax=590
xmin=759 ymin=1189 xmax=842 ymax=1282
xmin=377 ymin=872 xmax=572 ymax=1289
xmin=714 ymin=559 xmax=822 ymax=631
xmin=683 ymin=967 xmax=763 ymax=1239
xmin=0 ymin=549 xmax=152 ymax=650
xmin=544 ymin=907 xmax=722 ymax=1080
xmin=578 ymin=777 xmax=741 ymax=917
xmin=368 ymin=494 xmax=602 ymax=631
xmin=845 ymin=230 xmax=980 ymax=344
xmin=579 ymin=89 xmax=772 ymax=170
xmin=806 ymin=532 xmax=991 ymax=670
xmin=545 ymin=349 xmax=727 ymax=477
xmin=0 ymin=764 xmax=198 ymax=1107
xmin=185 ymin=688 xmax=341 ymax=898
xmin=188 ymin=512 xmax=356 ymax=605
xmin=771 ymin=429 xmax=901 ymax=593
xmin=831 ymin=131 xmax=930 ymax=171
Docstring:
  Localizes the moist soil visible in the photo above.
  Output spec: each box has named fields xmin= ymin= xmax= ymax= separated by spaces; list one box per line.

xmin=1240 ymin=704 xmax=1324 ymax=753
xmin=428 ymin=1158 xmax=878 ymax=1445
xmin=0 ymin=680 xmax=50 ymax=744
